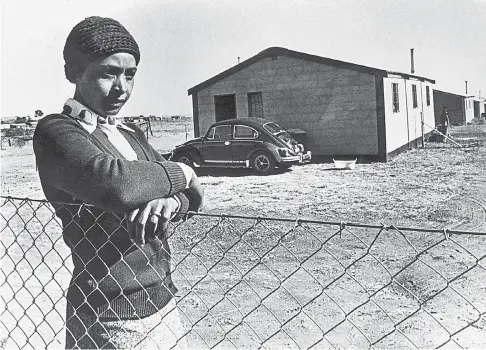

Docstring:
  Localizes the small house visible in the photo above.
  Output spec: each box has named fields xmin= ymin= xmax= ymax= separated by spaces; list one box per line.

xmin=472 ymin=97 xmax=485 ymax=120
xmin=188 ymin=47 xmax=435 ymax=161
xmin=9 ymin=123 xmax=27 ymax=129
xmin=433 ymin=90 xmax=467 ymax=126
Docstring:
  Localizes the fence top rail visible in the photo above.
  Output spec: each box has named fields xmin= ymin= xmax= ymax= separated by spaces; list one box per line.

xmin=2 ymin=195 xmax=485 ymax=236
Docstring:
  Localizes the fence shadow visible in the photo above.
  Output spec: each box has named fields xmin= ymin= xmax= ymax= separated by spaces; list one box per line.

xmin=195 ymin=166 xmax=292 ymax=177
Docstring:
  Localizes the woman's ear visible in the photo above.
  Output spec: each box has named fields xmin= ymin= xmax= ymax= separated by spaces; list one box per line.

xmin=64 ymin=63 xmax=84 ymax=84
xmin=64 ymin=63 xmax=77 ymax=84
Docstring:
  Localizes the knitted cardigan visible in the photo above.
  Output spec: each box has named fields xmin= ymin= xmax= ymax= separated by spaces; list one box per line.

xmin=33 ymin=112 xmax=192 ymax=320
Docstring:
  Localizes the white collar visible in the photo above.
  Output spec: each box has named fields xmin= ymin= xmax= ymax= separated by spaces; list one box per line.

xmin=63 ymin=98 xmax=134 ymax=134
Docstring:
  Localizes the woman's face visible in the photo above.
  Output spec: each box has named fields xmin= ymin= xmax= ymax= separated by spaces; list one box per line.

xmin=75 ymin=53 xmax=137 ymax=116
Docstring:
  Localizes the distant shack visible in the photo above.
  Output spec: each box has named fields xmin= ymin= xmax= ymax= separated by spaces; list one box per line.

xmin=9 ymin=123 xmax=27 ymax=129
xmin=433 ymin=90 xmax=477 ymax=126
xmin=188 ymin=46 xmax=436 ymax=161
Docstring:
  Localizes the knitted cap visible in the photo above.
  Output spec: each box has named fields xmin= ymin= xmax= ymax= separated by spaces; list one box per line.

xmin=64 ymin=16 xmax=140 ymax=82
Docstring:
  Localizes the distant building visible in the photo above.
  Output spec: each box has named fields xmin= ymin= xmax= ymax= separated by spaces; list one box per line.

xmin=10 ymin=123 xmax=27 ymax=129
xmin=188 ymin=47 xmax=435 ymax=161
xmin=433 ymin=90 xmax=468 ymax=126
xmin=472 ymin=97 xmax=486 ymax=120
xmin=15 ymin=116 xmax=28 ymax=123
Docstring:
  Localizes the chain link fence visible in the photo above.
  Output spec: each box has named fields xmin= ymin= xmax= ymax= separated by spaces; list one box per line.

xmin=1 ymin=196 xmax=485 ymax=349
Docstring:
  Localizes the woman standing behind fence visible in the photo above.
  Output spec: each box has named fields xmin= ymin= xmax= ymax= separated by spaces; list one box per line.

xmin=33 ymin=16 xmax=203 ymax=349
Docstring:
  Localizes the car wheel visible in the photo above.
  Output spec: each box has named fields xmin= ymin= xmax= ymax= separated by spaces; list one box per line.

xmin=174 ymin=153 xmax=194 ymax=168
xmin=251 ymin=151 xmax=275 ymax=175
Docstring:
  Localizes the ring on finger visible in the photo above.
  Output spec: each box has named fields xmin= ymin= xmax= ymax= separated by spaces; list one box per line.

xmin=151 ymin=213 xmax=161 ymax=218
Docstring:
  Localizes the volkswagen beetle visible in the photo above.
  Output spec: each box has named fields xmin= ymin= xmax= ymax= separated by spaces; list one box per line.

xmin=170 ymin=118 xmax=311 ymax=175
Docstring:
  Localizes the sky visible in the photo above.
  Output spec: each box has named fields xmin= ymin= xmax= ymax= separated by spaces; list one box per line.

xmin=1 ymin=0 xmax=485 ymax=119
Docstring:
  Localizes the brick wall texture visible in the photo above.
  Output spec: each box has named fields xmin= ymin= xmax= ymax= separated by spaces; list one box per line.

xmin=196 ymin=56 xmax=379 ymax=156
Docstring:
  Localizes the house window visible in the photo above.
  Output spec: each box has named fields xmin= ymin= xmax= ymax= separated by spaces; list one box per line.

xmin=412 ymin=84 xmax=418 ymax=108
xmin=426 ymin=86 xmax=430 ymax=106
xmin=392 ymin=83 xmax=400 ymax=113
xmin=214 ymin=94 xmax=236 ymax=122
xmin=248 ymin=92 xmax=263 ymax=118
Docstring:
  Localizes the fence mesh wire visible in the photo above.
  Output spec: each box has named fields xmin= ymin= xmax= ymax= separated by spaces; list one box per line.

xmin=1 ymin=196 xmax=485 ymax=349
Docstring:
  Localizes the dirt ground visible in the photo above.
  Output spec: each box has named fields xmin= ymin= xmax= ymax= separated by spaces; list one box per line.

xmin=195 ymin=125 xmax=486 ymax=233
xmin=2 ymin=121 xmax=485 ymax=232
xmin=1 ymin=121 xmax=485 ymax=349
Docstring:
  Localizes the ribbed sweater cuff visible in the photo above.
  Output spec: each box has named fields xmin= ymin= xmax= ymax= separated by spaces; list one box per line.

xmin=171 ymin=193 xmax=189 ymax=222
xmin=159 ymin=161 xmax=187 ymax=196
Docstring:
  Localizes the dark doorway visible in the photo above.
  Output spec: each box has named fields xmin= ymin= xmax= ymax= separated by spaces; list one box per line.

xmin=473 ymin=100 xmax=480 ymax=118
xmin=214 ymin=94 xmax=236 ymax=122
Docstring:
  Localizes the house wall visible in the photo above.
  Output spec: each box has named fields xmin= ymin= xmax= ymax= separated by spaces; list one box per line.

xmin=421 ymin=81 xmax=436 ymax=136
xmin=383 ymin=77 xmax=434 ymax=154
xmin=465 ymin=97 xmax=475 ymax=123
xmin=195 ymin=56 xmax=379 ymax=156
xmin=472 ymin=99 xmax=484 ymax=119
xmin=433 ymin=91 xmax=465 ymax=125
xmin=383 ymin=77 xmax=408 ymax=153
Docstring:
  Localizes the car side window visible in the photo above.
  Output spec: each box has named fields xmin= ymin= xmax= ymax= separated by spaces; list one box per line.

xmin=206 ymin=127 xmax=216 ymax=140
xmin=212 ymin=125 xmax=232 ymax=141
xmin=234 ymin=125 xmax=258 ymax=139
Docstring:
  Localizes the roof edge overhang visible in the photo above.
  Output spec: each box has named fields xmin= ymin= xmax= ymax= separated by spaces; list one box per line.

xmin=188 ymin=46 xmax=435 ymax=95
xmin=434 ymin=89 xmax=466 ymax=98
xmin=385 ymin=71 xmax=435 ymax=84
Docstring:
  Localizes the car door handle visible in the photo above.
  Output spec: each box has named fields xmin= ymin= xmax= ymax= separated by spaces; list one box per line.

xmin=224 ymin=141 xmax=230 ymax=146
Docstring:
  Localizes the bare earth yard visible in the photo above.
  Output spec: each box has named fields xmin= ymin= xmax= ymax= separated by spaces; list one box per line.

xmin=2 ymin=121 xmax=485 ymax=232
xmin=1 ymin=121 xmax=485 ymax=348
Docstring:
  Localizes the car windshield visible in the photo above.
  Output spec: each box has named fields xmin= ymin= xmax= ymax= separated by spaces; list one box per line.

xmin=263 ymin=122 xmax=297 ymax=148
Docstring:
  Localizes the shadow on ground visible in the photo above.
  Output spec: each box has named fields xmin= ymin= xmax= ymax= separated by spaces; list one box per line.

xmin=195 ymin=166 xmax=292 ymax=177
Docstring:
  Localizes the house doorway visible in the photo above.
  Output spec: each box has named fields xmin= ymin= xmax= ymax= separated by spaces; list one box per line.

xmin=473 ymin=100 xmax=480 ymax=118
xmin=214 ymin=94 xmax=236 ymax=122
